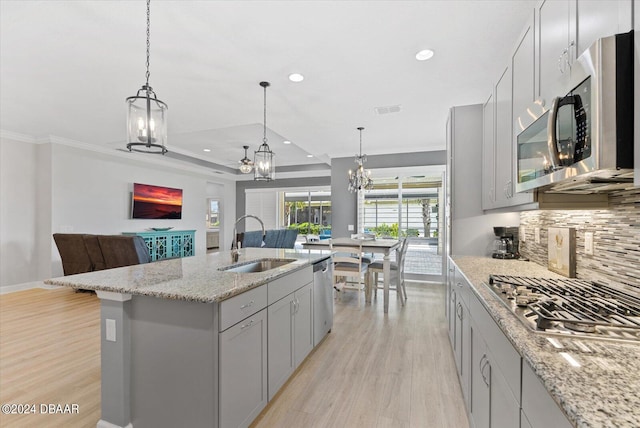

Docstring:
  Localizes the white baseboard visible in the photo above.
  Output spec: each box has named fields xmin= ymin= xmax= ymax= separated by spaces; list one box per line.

xmin=0 ymin=281 xmax=62 ymax=294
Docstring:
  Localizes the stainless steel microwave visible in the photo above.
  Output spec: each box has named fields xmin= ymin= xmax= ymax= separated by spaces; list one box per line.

xmin=515 ymin=31 xmax=634 ymax=194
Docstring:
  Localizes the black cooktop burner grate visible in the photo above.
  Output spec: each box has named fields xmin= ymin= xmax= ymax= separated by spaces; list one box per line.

xmin=488 ymin=274 xmax=640 ymax=336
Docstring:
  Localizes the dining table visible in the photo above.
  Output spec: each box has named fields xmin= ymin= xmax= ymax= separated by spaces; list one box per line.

xmin=301 ymin=237 xmax=401 ymax=313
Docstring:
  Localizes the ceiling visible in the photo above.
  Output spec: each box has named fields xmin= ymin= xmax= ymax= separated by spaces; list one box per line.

xmin=0 ymin=0 xmax=535 ymax=179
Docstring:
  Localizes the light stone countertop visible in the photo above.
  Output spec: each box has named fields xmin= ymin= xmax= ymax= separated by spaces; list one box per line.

xmin=452 ymin=256 xmax=640 ymax=428
xmin=45 ymin=248 xmax=331 ymax=303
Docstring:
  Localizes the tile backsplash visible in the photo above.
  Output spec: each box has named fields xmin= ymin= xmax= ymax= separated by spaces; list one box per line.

xmin=519 ymin=188 xmax=639 ymax=290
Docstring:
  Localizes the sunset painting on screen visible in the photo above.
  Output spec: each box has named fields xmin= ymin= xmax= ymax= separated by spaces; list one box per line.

xmin=132 ymin=183 xmax=183 ymax=219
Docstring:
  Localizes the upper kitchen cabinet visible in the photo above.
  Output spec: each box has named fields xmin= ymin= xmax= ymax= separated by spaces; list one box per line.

xmin=537 ymin=0 xmax=632 ymax=105
xmin=481 ymin=94 xmax=496 ymax=210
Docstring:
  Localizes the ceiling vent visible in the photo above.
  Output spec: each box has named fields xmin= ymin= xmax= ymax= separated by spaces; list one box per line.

xmin=374 ymin=104 xmax=402 ymax=115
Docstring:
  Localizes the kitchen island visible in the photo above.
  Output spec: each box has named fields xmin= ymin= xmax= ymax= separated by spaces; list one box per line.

xmin=450 ymin=256 xmax=640 ymax=428
xmin=45 ymin=248 xmax=332 ymax=428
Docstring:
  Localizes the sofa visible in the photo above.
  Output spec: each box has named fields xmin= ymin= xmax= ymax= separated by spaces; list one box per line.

xmin=53 ymin=233 xmax=151 ymax=276
xmin=234 ymin=229 xmax=298 ymax=249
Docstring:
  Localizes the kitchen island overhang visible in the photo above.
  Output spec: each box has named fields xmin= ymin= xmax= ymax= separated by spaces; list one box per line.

xmin=45 ymin=248 xmax=332 ymax=428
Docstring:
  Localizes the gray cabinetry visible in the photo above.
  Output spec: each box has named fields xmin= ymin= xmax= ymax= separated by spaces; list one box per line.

xmin=537 ymin=0 xmax=632 ymax=105
xmin=469 ymin=292 xmax=521 ymax=428
xmin=268 ymin=277 xmax=314 ymax=400
xmin=521 ymin=361 xmax=572 ymax=428
xmin=219 ymin=308 xmax=268 ymax=428
xmin=494 ymin=66 xmax=513 ymax=208
xmin=538 ymin=0 xmax=573 ymax=106
xmin=481 ymin=94 xmax=496 ymax=210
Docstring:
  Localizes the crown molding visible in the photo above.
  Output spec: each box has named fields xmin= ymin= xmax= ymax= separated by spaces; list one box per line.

xmin=0 ymin=130 xmax=39 ymax=144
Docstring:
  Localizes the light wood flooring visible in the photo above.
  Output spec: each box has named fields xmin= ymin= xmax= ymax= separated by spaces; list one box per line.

xmin=0 ymin=283 xmax=469 ymax=428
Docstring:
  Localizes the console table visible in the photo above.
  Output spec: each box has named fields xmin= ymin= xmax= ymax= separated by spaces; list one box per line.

xmin=123 ymin=230 xmax=195 ymax=261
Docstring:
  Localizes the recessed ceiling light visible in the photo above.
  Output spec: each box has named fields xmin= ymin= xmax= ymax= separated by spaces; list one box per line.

xmin=283 ymin=140 xmax=292 ymax=145
xmin=203 ymin=148 xmax=211 ymax=152
xmin=288 ymin=73 xmax=304 ymax=82
xmin=306 ymin=154 xmax=313 ymax=158
xmin=415 ymin=49 xmax=434 ymax=61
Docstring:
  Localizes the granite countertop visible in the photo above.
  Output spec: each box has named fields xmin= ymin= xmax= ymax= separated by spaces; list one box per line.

xmin=45 ymin=248 xmax=331 ymax=303
xmin=451 ymin=256 xmax=640 ymax=428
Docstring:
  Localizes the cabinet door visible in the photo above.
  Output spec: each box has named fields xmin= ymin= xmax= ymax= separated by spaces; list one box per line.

xmin=448 ymin=288 xmax=457 ymax=346
xmin=294 ymin=282 xmax=313 ymax=366
xmin=219 ymin=308 xmax=268 ymax=428
xmin=489 ymin=357 xmax=520 ymax=428
xmin=538 ymin=0 xmax=572 ymax=105
xmin=461 ymin=300 xmax=471 ymax=406
xmin=494 ymin=66 xmax=512 ymax=208
xmin=512 ymin=12 xmax=536 ymax=137
xmin=522 ymin=361 xmax=573 ymax=428
xmin=470 ymin=322 xmax=490 ymax=428
xmin=576 ymin=0 xmax=632 ymax=57
xmin=482 ymin=93 xmax=496 ymax=210
xmin=454 ymin=301 xmax=464 ymax=376
xmin=267 ymin=294 xmax=294 ymax=401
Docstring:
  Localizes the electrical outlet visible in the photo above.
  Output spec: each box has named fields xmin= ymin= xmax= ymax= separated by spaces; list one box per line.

xmin=534 ymin=227 xmax=540 ymax=244
xmin=585 ymin=232 xmax=594 ymax=255
xmin=348 ymin=224 xmax=354 ymax=232
xmin=106 ymin=319 xmax=116 ymax=342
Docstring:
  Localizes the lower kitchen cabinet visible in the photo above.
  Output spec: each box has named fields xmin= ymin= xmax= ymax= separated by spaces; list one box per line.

xmin=448 ymin=258 xmax=523 ymax=428
xmin=521 ymin=361 xmax=572 ymax=428
xmin=268 ymin=281 xmax=313 ymax=400
xmin=470 ymin=316 xmax=520 ymax=428
xmin=219 ymin=308 xmax=268 ymax=428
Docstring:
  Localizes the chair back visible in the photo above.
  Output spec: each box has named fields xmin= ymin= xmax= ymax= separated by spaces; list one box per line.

xmin=330 ymin=242 xmax=367 ymax=274
xmin=97 ymin=235 xmax=151 ymax=269
xmin=53 ymin=233 xmax=93 ymax=275
xmin=397 ymin=237 xmax=410 ymax=278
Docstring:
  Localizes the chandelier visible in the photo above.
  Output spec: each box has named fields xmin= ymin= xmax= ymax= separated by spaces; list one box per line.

xmin=254 ymin=81 xmax=275 ymax=181
xmin=239 ymin=145 xmax=254 ymax=174
xmin=348 ymin=127 xmax=373 ymax=192
xmin=126 ymin=0 xmax=168 ymax=154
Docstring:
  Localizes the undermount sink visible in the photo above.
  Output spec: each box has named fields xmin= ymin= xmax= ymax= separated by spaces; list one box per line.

xmin=219 ymin=258 xmax=297 ymax=273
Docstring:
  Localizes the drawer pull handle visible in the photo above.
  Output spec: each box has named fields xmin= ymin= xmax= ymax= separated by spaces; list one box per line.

xmin=456 ymin=282 xmax=463 ymax=288
xmin=240 ymin=319 xmax=254 ymax=330
xmin=240 ymin=301 xmax=254 ymax=309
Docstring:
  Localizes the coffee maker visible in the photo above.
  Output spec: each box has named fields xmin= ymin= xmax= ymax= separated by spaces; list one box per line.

xmin=492 ymin=226 xmax=520 ymax=259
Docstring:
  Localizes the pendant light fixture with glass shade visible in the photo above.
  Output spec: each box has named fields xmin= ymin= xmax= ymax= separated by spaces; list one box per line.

xmin=348 ymin=127 xmax=373 ymax=192
xmin=126 ymin=0 xmax=168 ymax=154
xmin=238 ymin=145 xmax=254 ymax=174
xmin=254 ymin=81 xmax=275 ymax=181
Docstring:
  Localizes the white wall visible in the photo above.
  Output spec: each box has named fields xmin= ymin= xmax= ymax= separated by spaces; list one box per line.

xmin=0 ymin=135 xmax=39 ymax=287
xmin=0 ymin=134 xmax=236 ymax=290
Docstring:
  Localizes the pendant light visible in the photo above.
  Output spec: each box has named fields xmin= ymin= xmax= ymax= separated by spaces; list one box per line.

xmin=239 ymin=145 xmax=254 ymax=174
xmin=254 ymin=81 xmax=275 ymax=181
xmin=126 ymin=0 xmax=168 ymax=154
xmin=348 ymin=127 xmax=373 ymax=192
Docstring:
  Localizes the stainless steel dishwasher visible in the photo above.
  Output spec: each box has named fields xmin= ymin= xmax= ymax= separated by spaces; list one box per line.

xmin=313 ymin=258 xmax=333 ymax=346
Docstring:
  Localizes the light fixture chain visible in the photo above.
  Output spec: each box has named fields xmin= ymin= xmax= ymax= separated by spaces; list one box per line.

xmin=145 ymin=0 xmax=151 ymax=86
xmin=263 ymin=84 xmax=267 ymax=143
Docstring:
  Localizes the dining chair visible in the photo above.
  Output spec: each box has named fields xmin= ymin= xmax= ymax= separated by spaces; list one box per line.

xmin=330 ymin=241 xmax=369 ymax=301
xmin=367 ymin=237 xmax=409 ymax=305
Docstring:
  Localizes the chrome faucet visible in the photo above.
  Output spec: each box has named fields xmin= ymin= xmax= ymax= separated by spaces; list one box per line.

xmin=231 ymin=214 xmax=266 ymax=262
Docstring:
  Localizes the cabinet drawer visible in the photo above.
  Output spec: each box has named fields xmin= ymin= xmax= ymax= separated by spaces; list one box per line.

xmin=268 ymin=266 xmax=313 ymax=305
xmin=469 ymin=290 xmax=521 ymax=403
xmin=219 ymin=285 xmax=267 ymax=332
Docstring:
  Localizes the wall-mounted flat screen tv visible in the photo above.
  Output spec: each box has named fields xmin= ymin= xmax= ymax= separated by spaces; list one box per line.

xmin=131 ymin=183 xmax=183 ymax=219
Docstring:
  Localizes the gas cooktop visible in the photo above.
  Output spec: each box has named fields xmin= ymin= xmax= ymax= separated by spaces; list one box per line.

xmin=486 ymin=275 xmax=640 ymax=343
